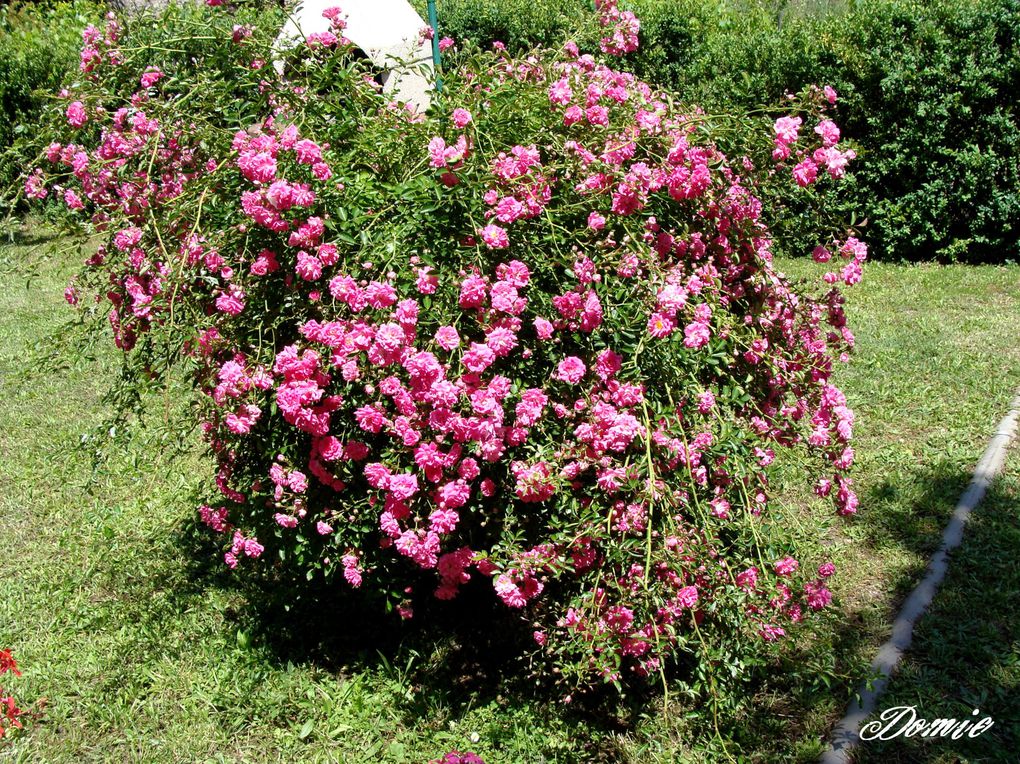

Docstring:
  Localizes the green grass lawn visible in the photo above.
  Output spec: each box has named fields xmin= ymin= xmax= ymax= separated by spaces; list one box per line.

xmin=1 ymin=234 xmax=1018 ymax=763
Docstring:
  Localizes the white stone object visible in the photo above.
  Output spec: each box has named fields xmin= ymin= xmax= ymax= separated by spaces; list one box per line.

xmin=276 ymin=0 xmax=435 ymax=110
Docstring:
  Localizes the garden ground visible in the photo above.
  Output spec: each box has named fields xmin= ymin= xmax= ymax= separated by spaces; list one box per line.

xmin=1 ymin=232 xmax=1018 ymax=762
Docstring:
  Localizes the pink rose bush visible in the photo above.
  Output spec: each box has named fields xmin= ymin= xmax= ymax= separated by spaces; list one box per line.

xmin=29 ymin=1 xmax=863 ymax=693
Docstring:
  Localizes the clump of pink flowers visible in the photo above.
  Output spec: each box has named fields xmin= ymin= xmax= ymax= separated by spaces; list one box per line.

xmin=0 ymin=650 xmax=24 ymax=740
xmin=432 ymin=752 xmax=484 ymax=764
xmin=596 ymin=0 xmax=640 ymax=56
xmin=30 ymin=0 xmax=859 ymax=693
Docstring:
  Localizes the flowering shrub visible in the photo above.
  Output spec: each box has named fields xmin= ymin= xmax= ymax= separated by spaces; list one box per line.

xmin=0 ymin=650 xmax=24 ymax=740
xmin=29 ymin=0 xmax=864 ymax=693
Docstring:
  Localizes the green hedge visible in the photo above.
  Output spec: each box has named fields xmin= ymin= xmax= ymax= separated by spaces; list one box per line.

xmin=4 ymin=0 xmax=1016 ymax=261
xmin=411 ymin=0 xmax=591 ymax=50
xmin=810 ymin=0 xmax=1020 ymax=263
xmin=0 ymin=1 xmax=105 ymax=204
xmin=427 ymin=0 xmax=1020 ymax=263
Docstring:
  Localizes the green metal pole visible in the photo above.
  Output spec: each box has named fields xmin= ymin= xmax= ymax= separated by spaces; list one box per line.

xmin=427 ymin=0 xmax=442 ymax=93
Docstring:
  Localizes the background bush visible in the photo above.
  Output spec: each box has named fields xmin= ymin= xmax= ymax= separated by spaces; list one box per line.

xmin=6 ymin=0 xmax=1017 ymax=260
xmin=411 ymin=0 xmax=591 ymax=50
xmin=0 ymin=1 xmax=105 ymax=205
xmin=3 ymin=0 xmax=1015 ymax=259
xmin=427 ymin=0 xmax=1020 ymax=263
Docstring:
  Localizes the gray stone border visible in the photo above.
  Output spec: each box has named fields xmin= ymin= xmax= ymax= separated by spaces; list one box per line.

xmin=821 ymin=390 xmax=1020 ymax=763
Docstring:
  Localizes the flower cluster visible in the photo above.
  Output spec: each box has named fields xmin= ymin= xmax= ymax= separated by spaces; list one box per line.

xmin=596 ymin=0 xmax=640 ymax=57
xmin=31 ymin=1 xmax=862 ymax=691
xmin=772 ymin=95 xmax=857 ymax=191
xmin=432 ymin=752 xmax=485 ymax=764
xmin=0 ymin=650 xmax=24 ymax=740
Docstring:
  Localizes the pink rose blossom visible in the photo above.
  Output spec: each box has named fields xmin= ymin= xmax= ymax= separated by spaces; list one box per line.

xmin=554 ymin=356 xmax=586 ymax=384
xmin=647 ymin=312 xmax=674 ymax=338
xmin=66 ymin=101 xmax=88 ymax=128
xmin=793 ymin=159 xmax=818 ymax=186
xmin=814 ymin=119 xmax=840 ymax=148
xmin=140 ymin=67 xmax=164 ymax=88
xmin=480 ymin=224 xmax=509 ymax=249
xmin=435 ymin=325 xmax=460 ymax=351
xmin=773 ymin=115 xmax=801 ymax=144
xmin=774 ymin=557 xmax=799 ymax=577
xmin=463 ymin=342 xmax=496 ymax=373
xmin=683 ymin=321 xmax=710 ymax=349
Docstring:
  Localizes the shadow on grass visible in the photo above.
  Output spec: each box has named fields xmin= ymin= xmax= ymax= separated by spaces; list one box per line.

xmin=850 ymin=466 xmax=1020 ymax=763
xmin=712 ymin=458 xmax=1019 ymax=762
xmin=133 ymin=453 xmax=1016 ymax=763
xmin=161 ymin=513 xmax=637 ymax=760
xmin=1 ymin=224 xmax=65 ymax=248
xmin=860 ymin=459 xmax=973 ymax=562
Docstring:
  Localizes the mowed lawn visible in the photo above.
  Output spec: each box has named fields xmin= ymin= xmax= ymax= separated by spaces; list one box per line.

xmin=1 ymin=233 xmax=1018 ymax=763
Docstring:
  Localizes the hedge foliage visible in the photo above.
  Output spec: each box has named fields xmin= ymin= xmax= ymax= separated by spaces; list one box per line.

xmin=5 ymin=0 xmax=1018 ymax=261
xmin=0 ymin=1 xmax=105 ymax=201
xmin=424 ymin=0 xmax=1020 ymax=262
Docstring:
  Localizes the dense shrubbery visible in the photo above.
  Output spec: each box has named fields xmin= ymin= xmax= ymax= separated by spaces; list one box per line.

xmin=811 ymin=0 xmax=1020 ymax=263
xmin=0 ymin=1 xmax=105 ymax=204
xmin=28 ymin=0 xmax=863 ymax=697
xmin=410 ymin=0 xmax=591 ymax=52
xmin=11 ymin=0 xmax=1016 ymax=260
xmin=428 ymin=0 xmax=1020 ymax=262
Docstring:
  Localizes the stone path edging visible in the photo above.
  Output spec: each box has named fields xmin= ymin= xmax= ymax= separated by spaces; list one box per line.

xmin=820 ymin=390 xmax=1020 ymax=763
